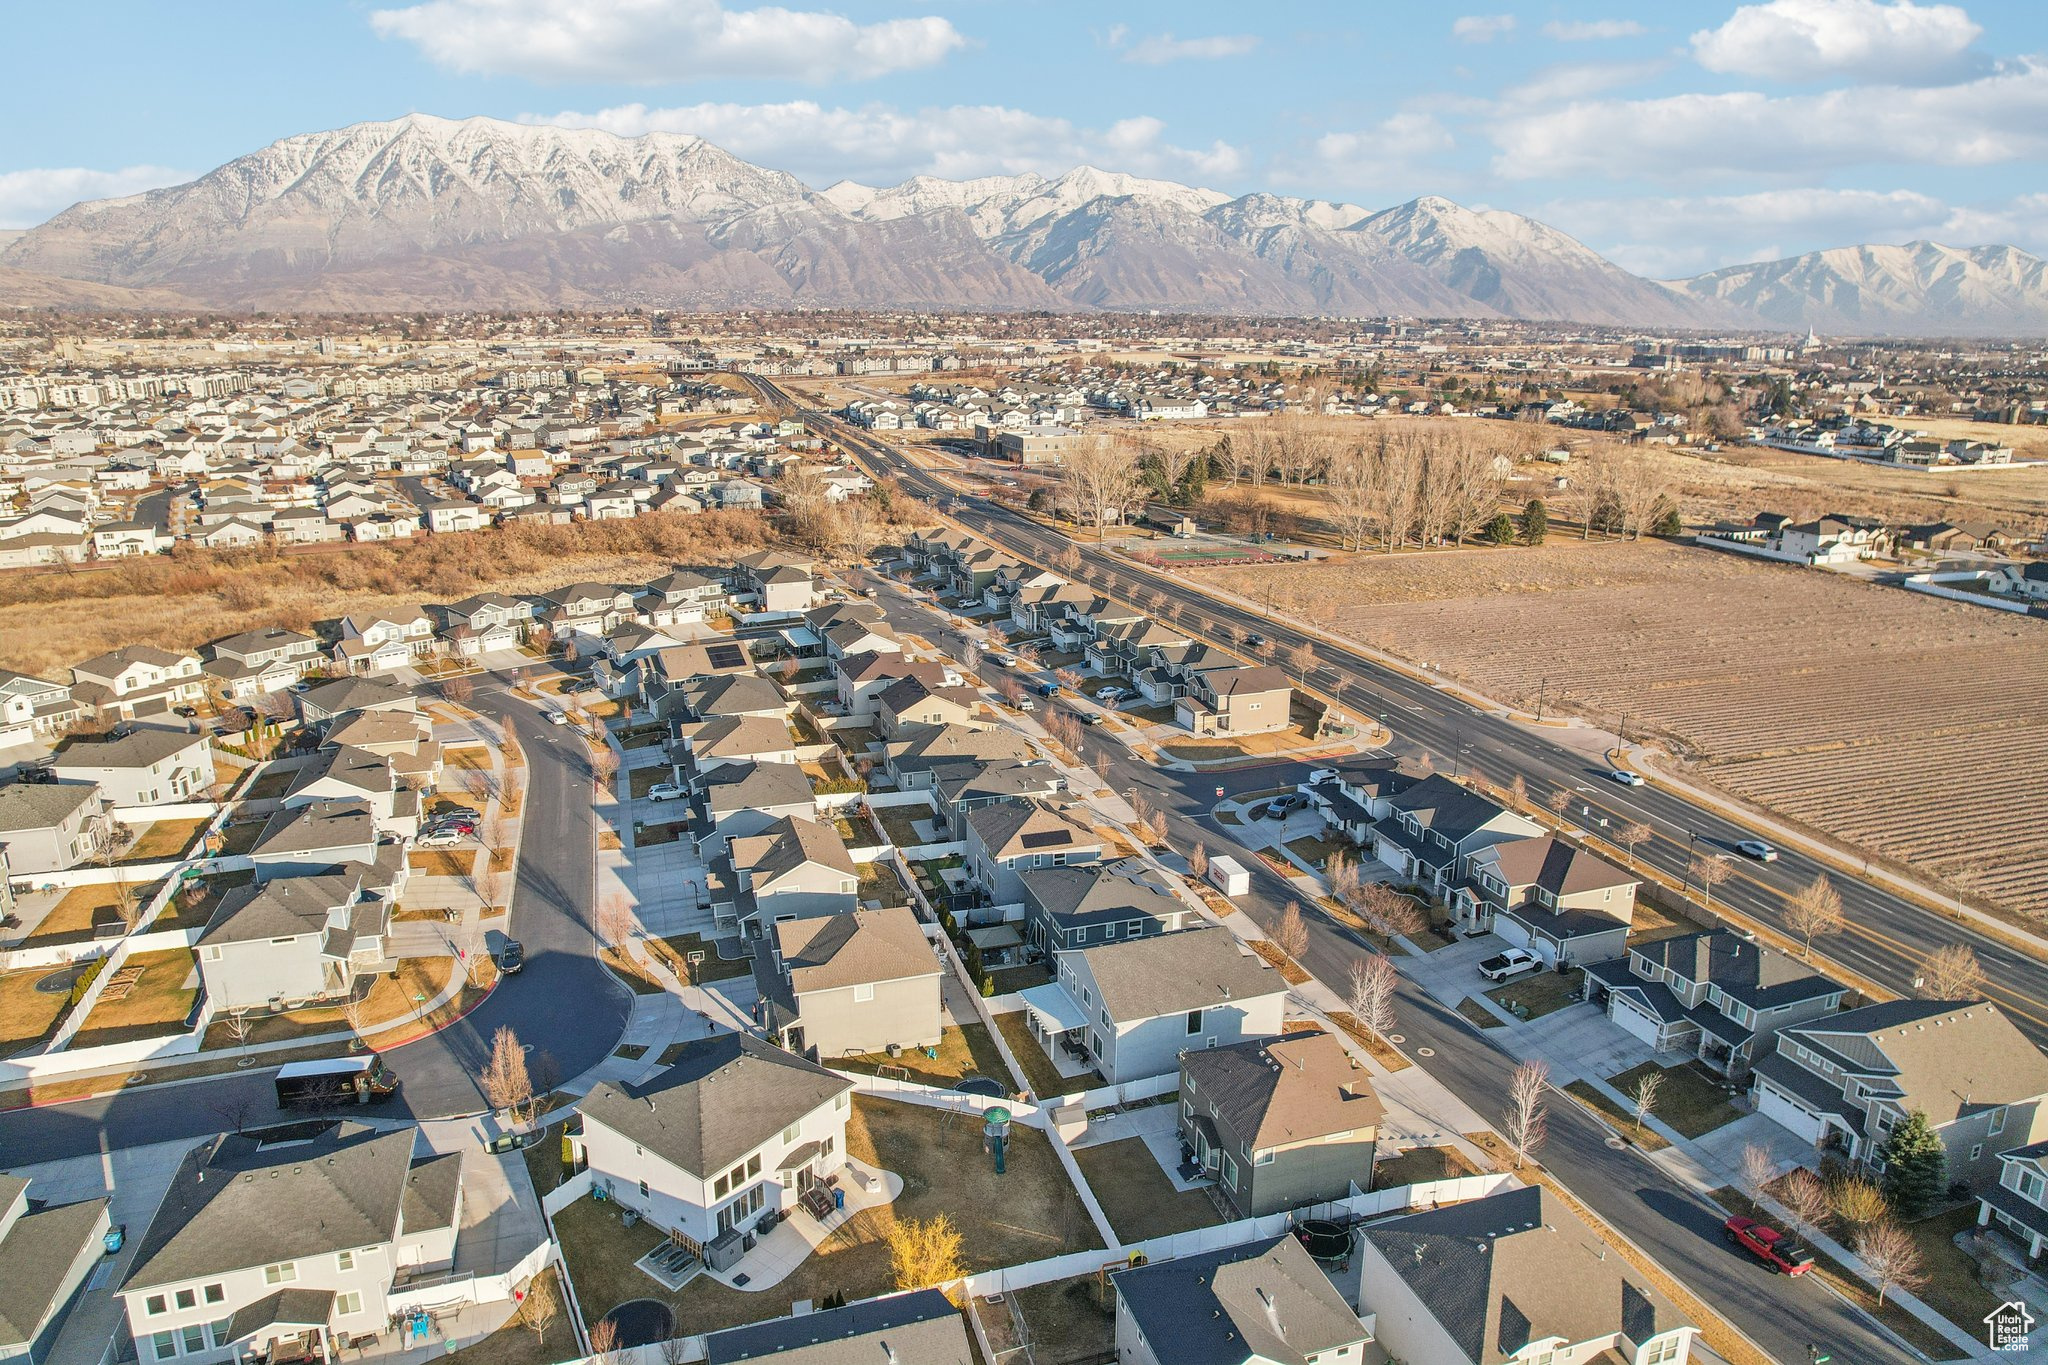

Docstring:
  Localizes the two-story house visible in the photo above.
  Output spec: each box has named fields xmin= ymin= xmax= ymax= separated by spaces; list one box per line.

xmin=1586 ymin=931 xmax=1846 ymax=1077
xmin=1369 ymin=776 xmax=1540 ymax=896
xmin=928 ymin=758 xmax=1065 ymax=838
xmin=709 ymin=816 xmax=859 ymax=936
xmin=244 ymin=799 xmax=382 ymax=880
xmin=755 ymin=906 xmax=942 ymax=1060
xmin=196 ymin=871 xmax=387 ymax=1013
xmin=295 ymin=676 xmax=417 ymax=731
xmin=334 ymin=610 xmax=437 ymax=674
xmin=1179 ymin=1030 xmax=1384 ymax=1218
xmin=116 ymin=1124 xmax=467 ymax=1365
xmin=1017 ymin=857 xmax=1190 ymax=955
xmin=884 ymin=725 xmax=1035 ymax=792
xmin=732 ymin=551 xmax=820 ymax=614
xmin=68 ymin=646 xmax=205 ymax=723
xmin=676 ymin=714 xmax=800 ymax=779
xmin=691 ymin=761 xmax=819 ymax=860
xmin=639 ymin=569 xmax=727 ymax=628
xmin=1355 ymin=1186 xmax=1698 ymax=1365
xmin=0 ymin=782 xmax=106 ymax=875
xmin=0 ymin=670 xmax=78 ymax=747
xmin=873 ymin=675 xmax=985 ymax=739
xmin=1978 ymin=1139 xmax=2048 ymax=1261
xmin=202 ymin=628 xmax=323 ymax=701
xmin=0 ymin=1173 xmax=112 ymax=1364
xmin=1306 ymin=759 xmax=1422 ymax=848
xmin=51 ymin=727 xmax=216 ymax=809
xmin=1751 ymin=1000 xmax=2048 ymax=1187
xmin=577 ymin=1034 xmax=855 ymax=1255
xmin=1114 ymin=1235 xmax=1371 ymax=1365
xmin=963 ymin=798 xmax=1104 ymax=908
xmin=1019 ymin=927 xmax=1287 ymax=1087
xmin=1174 ymin=665 xmax=1294 ymax=737
xmin=1457 ymin=835 xmax=1638 ymax=964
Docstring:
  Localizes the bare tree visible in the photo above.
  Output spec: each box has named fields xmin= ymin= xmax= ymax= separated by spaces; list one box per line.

xmin=1619 ymin=821 xmax=1654 ymax=869
xmin=1506 ymin=774 xmax=1527 ymax=811
xmin=1857 ymin=1222 xmax=1928 ymax=1307
xmin=1274 ymin=901 xmax=1310 ymax=963
xmin=207 ymin=1089 xmax=256 ymax=1135
xmin=1547 ymin=786 xmax=1573 ymax=819
xmin=1285 ymin=640 xmax=1317 ymax=683
xmin=1149 ymin=811 xmax=1169 ymax=846
xmin=1059 ymin=436 xmax=1147 ymax=542
xmin=588 ymin=744 xmax=619 ymax=793
xmin=1323 ymin=444 xmax=1378 ymax=551
xmin=1630 ymin=1069 xmax=1664 ymax=1136
xmin=520 ymin=1271 xmax=560 ymax=1351
xmin=1188 ymin=841 xmax=1209 ymax=881
xmin=1325 ymin=850 xmax=1361 ymax=903
xmin=1369 ymin=433 xmax=1420 ymax=552
xmin=441 ymin=674 xmax=474 ymax=705
xmin=1608 ymin=451 xmax=1672 ymax=541
xmin=480 ymin=1025 xmax=535 ymax=1124
xmin=1919 ymin=943 xmax=1985 ymax=999
xmin=1053 ymin=667 xmax=1085 ymax=695
xmin=1147 ymin=442 xmax=1198 ymax=500
xmin=839 ymin=496 xmax=884 ymax=564
xmin=1780 ymin=1167 xmax=1832 ymax=1230
xmin=596 ymin=897 xmax=635 ymax=956
xmin=586 ymin=1318 xmax=621 ymax=1365
xmin=1347 ymin=953 xmax=1399 ymax=1035
xmin=1688 ymin=854 xmax=1733 ymax=915
xmin=1353 ymin=881 xmax=1427 ymax=938
xmin=1503 ymin=1059 xmax=1550 ymax=1168
xmin=221 ymin=1009 xmax=254 ymax=1048
xmin=1783 ymin=874 xmax=1844 ymax=960
xmin=1739 ymin=1142 xmax=1777 ymax=1201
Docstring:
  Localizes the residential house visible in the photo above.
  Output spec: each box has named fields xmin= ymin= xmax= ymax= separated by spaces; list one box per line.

xmin=1584 ymin=931 xmax=1846 ymax=1077
xmin=0 ymin=670 xmax=78 ymax=746
xmin=283 ymin=745 xmax=413 ymax=836
xmin=202 ymin=628 xmax=322 ymax=701
xmin=1455 ymin=836 xmax=1637 ymax=964
xmin=677 ymin=714 xmax=799 ymax=779
xmin=542 ymin=583 xmax=637 ymax=642
xmin=1017 ymin=857 xmax=1190 ymax=954
xmin=322 ymin=711 xmax=441 ymax=790
xmin=756 ymin=906 xmax=942 ymax=1060
xmin=873 ymin=674 xmax=985 ymax=740
xmin=1132 ymin=641 xmax=1239 ymax=707
xmin=0 ymin=1173 xmax=113 ymax=1365
xmin=335 ymin=610 xmax=436 ymax=674
xmin=1180 ymin=1031 xmax=1384 ymax=1218
xmin=1021 ymin=927 xmax=1287 ymax=1087
xmin=964 ymin=798 xmax=1104 ymax=908
xmin=1977 ymin=1139 xmax=2048 ymax=1261
xmin=884 ymin=725 xmax=1036 ymax=792
xmin=577 ymin=1034 xmax=855 ymax=1253
xmin=733 ymin=551 xmax=820 ymax=614
xmin=1354 ymin=1185 xmax=1697 ymax=1365
xmin=640 ymin=569 xmax=728 ymax=627
xmin=0 ymin=782 xmax=105 ymax=874
xmin=928 ymin=757 xmax=1064 ymax=838
xmin=691 ymin=761 xmax=818 ymax=859
xmin=1114 ymin=1235 xmax=1370 ymax=1365
xmin=710 ymin=816 xmax=859 ymax=936
xmin=50 ymin=727 xmax=215 ymax=809
xmin=295 ymin=677 xmax=418 ymax=731
xmin=1750 ymin=1000 xmax=2048 ymax=1187
xmin=116 ymin=1124 xmax=469 ymax=1365
xmin=245 ymin=799 xmax=382 ymax=880
xmin=1369 ymin=776 xmax=1541 ymax=897
xmin=1175 ymin=665 xmax=1294 ymax=737
xmin=702 ymin=1289 xmax=971 ymax=1365
xmin=1990 ymin=561 xmax=2048 ymax=604
xmin=196 ymin=871 xmax=387 ymax=1012
xmin=1307 ymin=759 xmax=1420 ymax=848
xmin=636 ymin=641 xmax=755 ymax=719
xmin=68 ymin=646 xmax=205 ymax=723
xmin=835 ymin=653 xmax=946 ymax=722
xmin=1086 ymin=619 xmax=1191 ymax=679
xmin=671 ymin=673 xmax=790 ymax=726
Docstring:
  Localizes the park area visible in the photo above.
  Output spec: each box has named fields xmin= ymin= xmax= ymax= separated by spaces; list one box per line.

xmin=1192 ymin=538 xmax=2048 ymax=915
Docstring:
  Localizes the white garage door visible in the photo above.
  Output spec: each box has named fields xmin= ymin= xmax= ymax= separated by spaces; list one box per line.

xmin=1753 ymin=1079 xmax=1827 ymax=1145
xmin=1611 ymin=997 xmax=1664 ymax=1049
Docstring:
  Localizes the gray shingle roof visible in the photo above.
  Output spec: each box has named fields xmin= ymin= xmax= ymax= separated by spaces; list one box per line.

xmin=776 ymin=907 xmax=938 ymax=995
xmin=1074 ymin=927 xmax=1283 ymax=1023
xmin=250 ymin=799 xmax=376 ymax=858
xmin=0 ymin=1194 xmax=109 ymax=1348
xmin=704 ymin=1288 xmax=970 ymax=1364
xmin=1113 ymin=1234 xmax=1364 ymax=1365
xmin=1181 ymin=1030 xmax=1384 ymax=1149
xmin=51 ymin=726 xmax=205 ymax=772
xmin=0 ymin=781 xmax=98 ymax=833
xmin=121 ymin=1124 xmax=416 ymax=1293
xmin=200 ymin=872 xmax=361 ymax=946
xmin=579 ymin=1033 xmax=851 ymax=1178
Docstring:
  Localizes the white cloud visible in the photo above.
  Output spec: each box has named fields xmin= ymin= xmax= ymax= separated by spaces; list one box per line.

xmin=1691 ymin=0 xmax=1980 ymax=83
xmin=1541 ymin=187 xmax=1978 ymax=275
xmin=370 ymin=0 xmax=965 ymax=84
xmin=0 ymin=165 xmax=190 ymax=230
xmin=528 ymin=101 xmax=1245 ymax=186
xmin=1542 ymin=19 xmax=1646 ymax=41
xmin=1490 ymin=60 xmax=2048 ymax=179
xmin=1451 ymin=14 xmax=1517 ymax=42
xmin=1285 ymin=113 xmax=1459 ymax=196
xmin=1119 ymin=32 xmax=1260 ymax=65
xmin=1497 ymin=61 xmax=1657 ymax=105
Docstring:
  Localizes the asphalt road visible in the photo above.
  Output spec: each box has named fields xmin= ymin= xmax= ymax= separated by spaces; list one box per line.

xmin=0 ymin=668 xmax=629 ymax=1165
xmin=873 ymin=561 xmax=1912 ymax=1365
xmin=773 ymin=378 xmax=2048 ymax=1052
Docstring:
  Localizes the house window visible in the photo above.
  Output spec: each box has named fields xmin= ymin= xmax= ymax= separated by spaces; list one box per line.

xmin=1186 ymin=1009 xmax=1203 ymax=1035
xmin=748 ymin=1154 xmax=762 ymax=1178
xmin=853 ymin=983 xmax=875 ymax=1003
xmin=145 ymin=1295 xmax=168 ymax=1316
xmin=1971 ymin=1145 xmax=1984 ymax=1161
xmin=1642 ymin=1335 xmax=1683 ymax=1365
xmin=336 ymin=1250 xmax=355 ymax=1273
xmin=1222 ymin=1153 xmax=1238 ymax=1190
xmin=336 ymin=1292 xmax=363 ymax=1317
xmin=150 ymin=1331 xmax=176 ymax=1360
xmin=714 ymin=1174 xmax=729 ymax=1198
xmin=181 ymin=1325 xmax=205 ymax=1354
xmin=639 ymin=1179 xmax=650 ymax=1197
xmin=175 ymin=1289 xmax=196 ymax=1310
xmin=203 ymin=1285 xmax=224 ymax=1305
xmin=783 ymin=1122 xmax=801 ymax=1143
xmin=207 ymin=1320 xmax=231 ymax=1347
xmin=1124 ymin=920 xmax=1144 ymax=938
xmin=2017 ymin=1169 xmax=2046 ymax=1203
xmin=262 ymin=1262 xmax=297 ymax=1285
xmin=1254 ymin=1150 xmax=1275 ymax=1166
xmin=728 ymin=1164 xmax=746 ymax=1190
xmin=1990 ymin=1106 xmax=2008 ymax=1136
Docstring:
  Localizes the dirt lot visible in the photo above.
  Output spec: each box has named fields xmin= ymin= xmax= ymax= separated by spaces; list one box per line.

xmin=1192 ymin=538 xmax=2048 ymax=914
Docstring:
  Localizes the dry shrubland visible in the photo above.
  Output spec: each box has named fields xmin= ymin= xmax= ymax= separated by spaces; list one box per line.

xmin=1193 ymin=538 xmax=2048 ymax=913
xmin=0 ymin=510 xmax=777 ymax=678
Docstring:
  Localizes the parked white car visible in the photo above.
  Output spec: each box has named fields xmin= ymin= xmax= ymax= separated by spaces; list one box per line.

xmin=546 ymin=710 xmax=569 ymax=726
xmin=1478 ymin=948 xmax=1543 ymax=982
xmin=417 ymin=829 xmax=467 ymax=849
xmin=646 ymin=782 xmax=687 ymax=802
xmin=1094 ymin=687 xmax=1127 ymax=703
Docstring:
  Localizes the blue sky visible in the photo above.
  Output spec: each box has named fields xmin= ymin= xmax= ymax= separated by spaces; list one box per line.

xmin=5 ymin=0 xmax=2047 ymax=277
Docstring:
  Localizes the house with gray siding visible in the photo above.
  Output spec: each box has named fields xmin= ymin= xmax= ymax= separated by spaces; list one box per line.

xmin=0 ymin=1174 xmax=112 ymax=1365
xmin=756 ymin=907 xmax=942 ymax=1060
xmin=197 ymin=871 xmax=387 ymax=1012
xmin=708 ymin=816 xmax=858 ymax=936
xmin=964 ymin=799 xmax=1103 ymax=908
xmin=1018 ymin=857 xmax=1190 ymax=954
xmin=1583 ymin=931 xmax=1845 ymax=1077
xmin=51 ymin=727 xmax=215 ymax=809
xmin=691 ymin=761 xmax=818 ymax=859
xmin=0 ymin=782 xmax=104 ymax=875
xmin=1179 ymin=1031 xmax=1384 ymax=1218
xmin=1113 ymin=1235 xmax=1370 ymax=1365
xmin=245 ymin=799 xmax=381 ymax=879
xmin=1456 ymin=835 xmax=1637 ymax=965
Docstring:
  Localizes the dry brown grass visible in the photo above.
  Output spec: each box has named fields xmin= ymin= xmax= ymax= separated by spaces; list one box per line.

xmin=1194 ymin=538 xmax=2048 ymax=914
xmin=1247 ymin=938 xmax=1309 ymax=985
xmin=0 ymin=509 xmax=777 ymax=679
xmin=119 ymin=817 xmax=209 ymax=862
xmin=69 ymin=947 xmax=198 ymax=1048
xmin=0 ymin=969 xmax=71 ymax=1052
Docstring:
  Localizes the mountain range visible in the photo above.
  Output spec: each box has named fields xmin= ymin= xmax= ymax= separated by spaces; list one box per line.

xmin=3 ymin=113 xmax=2045 ymax=335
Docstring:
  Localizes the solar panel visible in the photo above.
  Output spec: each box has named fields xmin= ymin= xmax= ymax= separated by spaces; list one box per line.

xmin=704 ymin=643 xmax=746 ymax=669
xmin=1019 ymin=829 xmax=1073 ymax=850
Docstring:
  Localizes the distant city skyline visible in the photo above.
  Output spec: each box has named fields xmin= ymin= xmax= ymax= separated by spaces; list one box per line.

xmin=6 ymin=0 xmax=2047 ymax=277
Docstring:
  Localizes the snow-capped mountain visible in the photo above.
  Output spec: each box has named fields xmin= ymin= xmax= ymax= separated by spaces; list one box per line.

xmin=1668 ymin=241 xmax=2048 ymax=334
xmin=3 ymin=114 xmax=2042 ymax=331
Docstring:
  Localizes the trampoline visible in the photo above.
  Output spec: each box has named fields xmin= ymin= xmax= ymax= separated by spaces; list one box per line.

xmin=601 ymin=1299 xmax=674 ymax=1349
xmin=952 ymin=1076 xmax=1005 ymax=1097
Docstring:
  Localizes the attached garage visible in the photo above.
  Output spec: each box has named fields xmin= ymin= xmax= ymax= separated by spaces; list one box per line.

xmin=1753 ymin=1077 xmax=1827 ymax=1146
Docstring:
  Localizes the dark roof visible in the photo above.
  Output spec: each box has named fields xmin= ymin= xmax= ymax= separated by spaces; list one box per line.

xmin=1113 ymin=1235 xmax=1364 ymax=1365
xmin=579 ymin=1033 xmax=852 ymax=1178
xmin=200 ymin=872 xmax=361 ymax=946
xmin=0 ymin=1194 xmax=109 ymax=1348
xmin=250 ymin=799 xmax=376 ymax=859
xmin=0 ymin=781 xmax=98 ymax=833
xmin=1359 ymin=1186 xmax=1688 ymax=1364
xmin=1474 ymin=837 xmax=1634 ymax=897
xmin=51 ymin=725 xmax=205 ymax=771
xmin=704 ymin=1288 xmax=970 ymax=1364
xmin=1779 ymin=1000 xmax=2048 ymax=1126
xmin=297 ymin=675 xmax=415 ymax=716
xmin=776 ymin=907 xmax=938 ymax=995
xmin=1634 ymin=932 xmax=1844 ymax=1012
xmin=403 ymin=1153 xmax=464 ymax=1234
xmin=696 ymin=760 xmax=815 ymax=815
xmin=1384 ymin=775 xmax=1519 ymax=844
xmin=1020 ymin=858 xmax=1182 ymax=929
xmin=225 ymin=1289 xmax=338 ymax=1344
xmin=1181 ymin=1031 xmax=1385 ymax=1149
xmin=121 ymin=1124 xmax=416 ymax=1292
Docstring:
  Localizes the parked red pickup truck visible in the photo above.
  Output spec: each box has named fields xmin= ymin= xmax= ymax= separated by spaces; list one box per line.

xmin=1724 ymin=1216 xmax=1814 ymax=1275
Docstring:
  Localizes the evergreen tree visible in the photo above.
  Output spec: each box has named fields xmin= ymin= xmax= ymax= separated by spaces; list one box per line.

xmin=1180 ymin=453 xmax=1208 ymax=502
xmin=1651 ymin=504 xmax=1684 ymax=537
xmin=1484 ymin=513 xmax=1518 ymax=545
xmin=1521 ymin=498 xmax=1549 ymax=545
xmin=1880 ymin=1110 xmax=1946 ymax=1219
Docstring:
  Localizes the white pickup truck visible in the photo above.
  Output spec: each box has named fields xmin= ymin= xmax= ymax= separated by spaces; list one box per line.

xmin=1477 ymin=948 xmax=1543 ymax=983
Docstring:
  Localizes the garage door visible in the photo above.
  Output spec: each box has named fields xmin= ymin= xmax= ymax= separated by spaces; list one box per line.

xmin=1753 ymin=1079 xmax=1826 ymax=1145
xmin=1611 ymin=997 xmax=1665 ymax=1049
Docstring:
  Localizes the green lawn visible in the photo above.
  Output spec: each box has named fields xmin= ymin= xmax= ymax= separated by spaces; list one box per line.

xmin=1603 ymin=1060 xmax=1742 ymax=1139
xmin=835 ymin=1023 xmax=1010 ymax=1090
xmin=1072 ymin=1138 xmax=1221 ymax=1243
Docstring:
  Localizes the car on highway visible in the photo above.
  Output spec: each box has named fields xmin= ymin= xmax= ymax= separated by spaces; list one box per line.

xmin=496 ymin=939 xmax=525 ymax=974
xmin=1477 ymin=948 xmax=1542 ymax=982
xmin=646 ymin=782 xmax=688 ymax=802
xmin=1723 ymin=1216 xmax=1812 ymax=1275
xmin=1243 ymin=632 xmax=1268 ymax=649
xmin=1607 ymin=769 xmax=1647 ymax=788
xmin=1268 ymin=793 xmax=1311 ymax=817
xmin=1736 ymin=839 xmax=1779 ymax=862
xmin=1305 ymin=767 xmax=1340 ymax=785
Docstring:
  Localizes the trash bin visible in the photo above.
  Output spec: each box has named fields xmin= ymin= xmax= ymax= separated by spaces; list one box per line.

xmin=833 ymin=1188 xmax=845 ymax=1211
